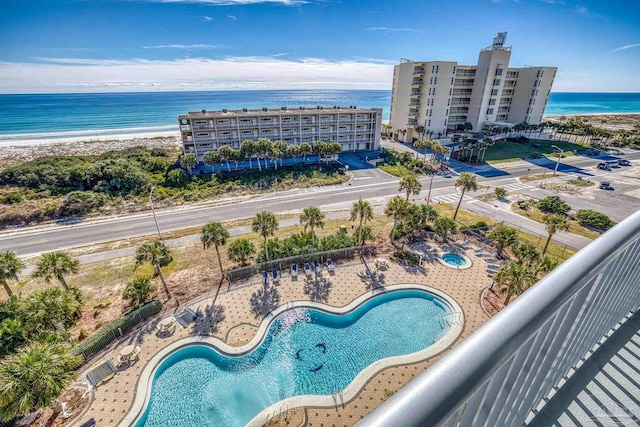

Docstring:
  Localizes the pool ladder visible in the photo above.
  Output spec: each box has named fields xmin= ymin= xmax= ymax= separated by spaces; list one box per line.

xmin=332 ymin=390 xmax=345 ymax=408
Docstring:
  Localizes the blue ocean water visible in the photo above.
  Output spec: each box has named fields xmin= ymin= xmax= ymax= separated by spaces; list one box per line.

xmin=136 ymin=290 xmax=449 ymax=427
xmin=0 ymin=91 xmax=638 ymax=142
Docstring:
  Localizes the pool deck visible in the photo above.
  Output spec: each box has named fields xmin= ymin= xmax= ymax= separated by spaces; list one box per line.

xmin=72 ymin=239 xmax=493 ymax=427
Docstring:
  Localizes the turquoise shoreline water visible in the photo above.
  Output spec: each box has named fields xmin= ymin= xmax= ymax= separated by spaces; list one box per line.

xmin=135 ymin=289 xmax=450 ymax=427
xmin=0 ymin=91 xmax=638 ymax=141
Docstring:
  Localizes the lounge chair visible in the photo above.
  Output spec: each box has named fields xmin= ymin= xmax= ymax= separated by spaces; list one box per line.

xmin=291 ymin=263 xmax=298 ymax=278
xmin=272 ymin=267 xmax=280 ymax=285
xmin=87 ymin=360 xmax=118 ymax=388
xmin=304 ymin=263 xmax=312 ymax=277
xmin=314 ymin=259 xmax=321 ymax=273
xmin=262 ymin=270 xmax=269 ymax=286
xmin=326 ymin=259 xmax=335 ymax=272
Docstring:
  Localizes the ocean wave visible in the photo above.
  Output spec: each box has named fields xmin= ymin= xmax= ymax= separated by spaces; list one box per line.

xmin=0 ymin=125 xmax=178 ymax=141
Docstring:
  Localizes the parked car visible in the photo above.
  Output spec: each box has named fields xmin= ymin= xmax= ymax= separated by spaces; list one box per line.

xmin=597 ymin=162 xmax=608 ymax=170
xmin=599 ymin=182 xmax=613 ymax=190
xmin=619 ymin=159 xmax=631 ymax=166
xmin=585 ymin=149 xmax=600 ymax=156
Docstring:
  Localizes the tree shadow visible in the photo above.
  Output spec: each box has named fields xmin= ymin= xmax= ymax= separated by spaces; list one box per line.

xmin=409 ymin=242 xmax=440 ymax=263
xmin=250 ymin=283 xmax=281 ymax=319
xmin=357 ymin=269 xmax=386 ymax=291
xmin=192 ymin=304 xmax=225 ymax=336
xmin=303 ymin=277 xmax=332 ymax=303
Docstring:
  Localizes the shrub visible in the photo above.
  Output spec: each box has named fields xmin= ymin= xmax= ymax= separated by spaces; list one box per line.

xmin=574 ymin=209 xmax=615 ymax=231
xmin=2 ymin=192 xmax=22 ymax=204
xmin=536 ymin=196 xmax=570 ymax=215
xmin=474 ymin=221 xmax=488 ymax=229
xmin=494 ymin=187 xmax=508 ymax=200
xmin=59 ymin=191 xmax=108 ymax=216
xmin=73 ymin=300 xmax=162 ymax=361
xmin=165 ymin=168 xmax=189 ymax=188
xmin=392 ymin=250 xmax=420 ymax=265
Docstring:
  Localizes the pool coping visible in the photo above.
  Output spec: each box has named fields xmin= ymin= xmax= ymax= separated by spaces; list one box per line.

xmin=438 ymin=251 xmax=473 ymax=270
xmin=119 ymin=283 xmax=464 ymax=427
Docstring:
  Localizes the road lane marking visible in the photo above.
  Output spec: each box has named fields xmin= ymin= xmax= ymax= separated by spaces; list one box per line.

xmin=111 ymin=226 xmax=134 ymax=231
xmin=17 ymin=240 xmax=47 ymax=247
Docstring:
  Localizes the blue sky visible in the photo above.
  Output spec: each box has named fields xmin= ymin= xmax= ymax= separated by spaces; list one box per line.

xmin=0 ymin=0 xmax=639 ymax=93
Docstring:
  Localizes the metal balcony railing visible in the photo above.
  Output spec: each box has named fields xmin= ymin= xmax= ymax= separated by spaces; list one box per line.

xmin=358 ymin=211 xmax=640 ymax=427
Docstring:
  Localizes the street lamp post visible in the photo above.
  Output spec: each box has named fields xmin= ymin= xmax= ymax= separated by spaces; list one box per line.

xmin=149 ymin=186 xmax=163 ymax=240
xmin=426 ymin=174 xmax=434 ymax=206
xmin=552 ymin=145 xmax=564 ymax=176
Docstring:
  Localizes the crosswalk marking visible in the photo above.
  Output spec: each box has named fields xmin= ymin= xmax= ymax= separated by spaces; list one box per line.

xmin=501 ymin=182 xmax=533 ymax=191
xmin=430 ymin=193 xmax=472 ymax=204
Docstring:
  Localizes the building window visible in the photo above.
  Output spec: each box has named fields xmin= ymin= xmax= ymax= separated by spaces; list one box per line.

xmin=493 ymin=79 xmax=501 ymax=86
xmin=196 ymin=132 xmax=209 ymax=137
xmin=262 ymin=129 xmax=273 ymax=133
xmin=430 ymin=77 xmax=433 ymax=84
xmin=430 ymin=110 xmax=433 ymax=116
xmin=526 ymin=107 xmax=530 ymax=114
xmin=531 ymin=90 xmax=536 ymax=97
xmin=434 ymin=77 xmax=438 ymax=84
xmin=448 ymin=99 xmax=450 ymax=106
xmin=453 ymin=66 xmax=456 ymax=74
xmin=428 ymin=120 xmax=431 ymax=127
xmin=239 ymin=118 xmax=251 ymax=123
xmin=449 ymin=88 xmax=452 ymax=96
xmin=433 ymin=89 xmax=436 ymax=95
xmin=487 ymin=108 xmax=494 ymax=115
xmin=489 ymin=99 xmax=496 ymax=105
xmin=260 ymin=117 xmax=273 ymax=122
xmin=446 ymin=109 xmax=449 ymax=115
xmin=495 ymin=68 xmax=503 ymax=76
xmin=432 ymin=65 xmax=435 ymax=73
xmin=241 ymin=130 xmax=253 ymax=135
xmin=194 ymin=120 xmax=207 ymax=125
xmin=491 ymin=89 xmax=498 ymax=96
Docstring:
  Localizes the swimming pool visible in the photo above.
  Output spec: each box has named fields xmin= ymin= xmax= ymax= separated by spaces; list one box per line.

xmin=129 ymin=288 xmax=460 ymax=427
xmin=439 ymin=252 xmax=473 ymax=270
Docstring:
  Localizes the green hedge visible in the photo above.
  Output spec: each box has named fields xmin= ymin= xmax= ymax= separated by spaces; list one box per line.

xmin=73 ymin=300 xmax=162 ymax=362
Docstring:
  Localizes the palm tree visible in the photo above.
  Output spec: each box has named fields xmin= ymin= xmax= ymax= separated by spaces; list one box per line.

xmin=252 ymin=211 xmax=279 ymax=261
xmin=299 ymin=142 xmax=312 ymax=162
xmin=227 ymin=238 xmax=256 ymax=266
xmin=534 ymin=255 xmax=559 ymax=275
xmin=487 ymin=225 xmax=518 ymax=259
xmin=203 ymin=151 xmax=219 ymax=171
xmin=273 ymin=140 xmax=288 ymax=167
xmin=353 ymin=225 xmax=374 ymax=247
xmin=32 ymin=251 xmax=79 ymax=292
xmin=385 ymin=196 xmax=410 ymax=243
xmin=241 ymin=140 xmax=256 ymax=169
xmin=180 ymin=153 xmax=198 ymax=175
xmin=256 ymin=138 xmax=273 ymax=170
xmin=0 ymin=250 xmax=25 ymax=298
xmin=512 ymin=241 xmax=541 ymax=265
xmin=494 ymin=261 xmax=537 ymax=305
xmin=201 ymin=221 xmax=230 ymax=274
xmin=232 ymin=149 xmax=243 ymax=171
xmin=541 ymin=214 xmax=570 ymax=255
xmin=0 ymin=341 xmax=82 ymax=421
xmin=434 ymin=217 xmax=457 ymax=243
xmin=300 ymin=206 xmax=325 ymax=247
xmin=453 ymin=172 xmax=478 ymax=220
xmin=123 ymin=276 xmax=157 ymax=307
xmin=217 ymin=145 xmax=233 ymax=172
xmin=135 ymin=240 xmax=172 ymax=301
xmin=350 ymin=198 xmax=374 ymax=248
xmin=399 ymin=175 xmax=422 ymax=200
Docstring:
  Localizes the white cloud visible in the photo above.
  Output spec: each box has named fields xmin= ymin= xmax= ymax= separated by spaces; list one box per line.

xmin=143 ymin=44 xmax=226 ymax=49
xmin=227 ymin=14 xmax=237 ymax=20
xmin=202 ymin=16 xmax=214 ymax=21
xmin=367 ymin=27 xmax=425 ymax=35
xmin=0 ymin=57 xmax=393 ymax=93
xmin=49 ymin=47 xmax=94 ymax=52
xmin=612 ymin=43 xmax=640 ymax=52
xmin=142 ymin=0 xmax=306 ymax=5
xmin=575 ymin=6 xmax=588 ymax=14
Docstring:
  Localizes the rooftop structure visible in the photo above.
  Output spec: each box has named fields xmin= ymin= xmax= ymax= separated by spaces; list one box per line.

xmin=178 ymin=106 xmax=382 ymax=163
xmin=390 ymin=32 xmax=557 ymax=141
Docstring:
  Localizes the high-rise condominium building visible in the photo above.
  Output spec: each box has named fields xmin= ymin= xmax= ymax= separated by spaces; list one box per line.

xmin=178 ymin=106 xmax=382 ymax=162
xmin=390 ymin=32 xmax=557 ymax=141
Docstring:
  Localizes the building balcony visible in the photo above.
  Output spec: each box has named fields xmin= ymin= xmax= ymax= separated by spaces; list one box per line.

xmin=411 ymin=80 xmax=423 ymax=87
xmin=450 ymin=101 xmax=470 ymax=106
xmin=407 ymin=120 xmax=418 ymax=126
xmin=191 ymin=125 xmax=214 ymax=131
xmin=454 ymin=82 xmax=474 ymax=87
xmin=358 ymin=211 xmax=640 ymax=427
xmin=215 ymin=123 xmax=237 ymax=129
xmin=455 ymin=72 xmax=476 ymax=77
xmin=410 ymin=92 xmax=421 ymax=98
xmin=413 ymin=68 xmax=425 ymax=75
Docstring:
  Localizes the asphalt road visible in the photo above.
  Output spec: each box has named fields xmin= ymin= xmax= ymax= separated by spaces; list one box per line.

xmin=3 ymin=149 xmax=640 ymax=257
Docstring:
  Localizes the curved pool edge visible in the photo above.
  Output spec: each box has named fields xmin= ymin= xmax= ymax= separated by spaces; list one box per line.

xmin=119 ymin=284 xmax=464 ymax=427
xmin=438 ymin=252 xmax=473 ymax=270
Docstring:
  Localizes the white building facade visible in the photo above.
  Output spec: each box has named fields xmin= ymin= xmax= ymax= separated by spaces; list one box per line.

xmin=178 ymin=106 xmax=382 ymax=162
xmin=390 ymin=33 xmax=557 ymax=142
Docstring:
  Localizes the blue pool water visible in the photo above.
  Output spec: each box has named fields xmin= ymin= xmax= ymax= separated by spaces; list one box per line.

xmin=136 ymin=290 xmax=451 ymax=427
xmin=441 ymin=253 xmax=466 ymax=267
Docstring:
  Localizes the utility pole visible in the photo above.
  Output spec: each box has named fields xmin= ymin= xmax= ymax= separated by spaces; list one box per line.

xmin=149 ymin=186 xmax=163 ymax=240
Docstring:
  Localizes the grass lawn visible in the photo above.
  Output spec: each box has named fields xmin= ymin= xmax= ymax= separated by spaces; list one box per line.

xmin=511 ymin=203 xmax=601 ymax=240
xmin=482 ymin=139 xmax=587 ymax=164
